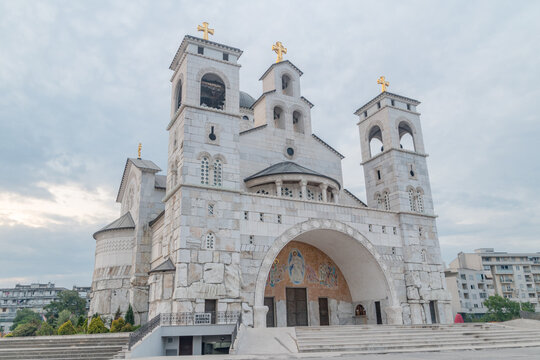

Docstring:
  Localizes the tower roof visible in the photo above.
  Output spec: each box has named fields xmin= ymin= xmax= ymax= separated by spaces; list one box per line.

xmin=93 ymin=212 xmax=135 ymax=239
xmin=116 ymin=158 xmax=161 ymax=203
xmin=169 ymin=35 xmax=243 ymax=71
xmin=354 ymin=91 xmax=420 ymax=116
xmin=240 ymin=91 xmax=256 ymax=109
xmin=259 ymin=60 xmax=303 ymax=80
xmin=244 ymin=161 xmax=340 ymax=188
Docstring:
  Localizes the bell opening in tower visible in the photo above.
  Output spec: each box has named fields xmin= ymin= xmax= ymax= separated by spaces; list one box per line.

xmin=200 ymin=73 xmax=225 ymax=110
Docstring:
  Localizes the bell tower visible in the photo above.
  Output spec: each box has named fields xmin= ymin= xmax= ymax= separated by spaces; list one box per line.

xmin=355 ymin=85 xmax=434 ymax=215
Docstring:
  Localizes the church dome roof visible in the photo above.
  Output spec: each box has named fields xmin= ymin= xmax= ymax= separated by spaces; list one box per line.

xmin=239 ymin=91 xmax=256 ymax=109
xmin=93 ymin=211 xmax=135 ymax=239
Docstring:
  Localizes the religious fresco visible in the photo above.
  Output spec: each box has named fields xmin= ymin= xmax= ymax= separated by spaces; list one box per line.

xmin=287 ymin=248 xmax=305 ymax=284
xmin=267 ymin=259 xmax=285 ymax=287
xmin=264 ymin=241 xmax=352 ymax=302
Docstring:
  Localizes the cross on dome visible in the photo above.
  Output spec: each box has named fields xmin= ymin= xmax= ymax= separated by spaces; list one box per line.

xmin=272 ymin=41 xmax=287 ymax=63
xmin=197 ymin=22 xmax=214 ymax=40
xmin=377 ymin=76 xmax=389 ymax=92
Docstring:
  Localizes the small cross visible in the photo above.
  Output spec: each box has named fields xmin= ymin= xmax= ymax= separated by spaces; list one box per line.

xmin=377 ymin=76 xmax=389 ymax=92
xmin=138 ymin=143 xmax=142 ymax=159
xmin=272 ymin=41 xmax=287 ymax=63
xmin=197 ymin=22 xmax=214 ymax=40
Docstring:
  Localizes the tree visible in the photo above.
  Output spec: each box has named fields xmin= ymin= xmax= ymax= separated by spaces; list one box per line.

xmin=44 ymin=290 xmax=86 ymax=318
xmin=10 ymin=309 xmax=41 ymax=330
xmin=36 ymin=322 xmax=55 ymax=336
xmin=521 ymin=302 xmax=535 ymax=313
xmin=12 ymin=322 xmax=39 ymax=337
xmin=114 ymin=307 xmax=122 ymax=320
xmin=125 ymin=304 xmax=134 ymax=326
xmin=88 ymin=316 xmax=108 ymax=334
xmin=58 ymin=320 xmax=76 ymax=335
xmin=483 ymin=295 xmax=520 ymax=322
xmin=56 ymin=310 xmax=73 ymax=329
xmin=110 ymin=317 xmax=125 ymax=333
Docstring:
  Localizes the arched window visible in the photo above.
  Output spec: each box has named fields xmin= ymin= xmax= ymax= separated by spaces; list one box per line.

xmin=368 ymin=125 xmax=384 ymax=157
xmin=416 ymin=188 xmax=424 ymax=213
xmin=281 ymin=186 xmax=293 ymax=198
xmin=242 ymin=115 xmax=250 ymax=121
xmin=398 ymin=122 xmax=415 ymax=151
xmin=176 ymin=81 xmax=182 ymax=110
xmin=200 ymin=73 xmax=225 ymax=110
xmin=213 ymin=159 xmax=222 ymax=186
xmin=292 ymin=111 xmax=304 ymax=133
xmin=421 ymin=249 xmax=427 ymax=263
xmin=383 ymin=191 xmax=390 ymax=211
xmin=408 ymin=187 xmax=417 ymax=212
xmin=282 ymin=74 xmax=292 ymax=96
xmin=200 ymin=157 xmax=209 ymax=185
xmin=273 ymin=106 xmax=284 ymax=129
xmin=307 ymin=188 xmax=315 ymax=200
xmin=205 ymin=232 xmax=215 ymax=250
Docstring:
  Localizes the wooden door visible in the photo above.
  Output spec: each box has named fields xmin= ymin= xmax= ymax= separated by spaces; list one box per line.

xmin=286 ymin=288 xmax=308 ymax=326
xmin=264 ymin=297 xmax=275 ymax=327
xmin=375 ymin=301 xmax=383 ymax=324
xmin=179 ymin=336 xmax=193 ymax=356
xmin=318 ymin=297 xmax=329 ymax=326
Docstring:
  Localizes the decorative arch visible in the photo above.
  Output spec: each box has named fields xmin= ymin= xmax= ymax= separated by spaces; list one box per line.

xmin=279 ymin=70 xmax=295 ymax=96
xmin=196 ymin=67 xmax=231 ymax=89
xmin=396 ymin=119 xmax=416 ymax=151
xmin=273 ymin=105 xmax=285 ymax=129
xmin=200 ymin=73 xmax=226 ymax=110
xmin=367 ymin=124 xmax=384 ymax=157
xmin=253 ymin=219 xmax=400 ymax=316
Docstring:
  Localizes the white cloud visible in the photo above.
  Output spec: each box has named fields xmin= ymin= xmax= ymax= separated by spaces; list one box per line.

xmin=0 ymin=182 xmax=118 ymax=228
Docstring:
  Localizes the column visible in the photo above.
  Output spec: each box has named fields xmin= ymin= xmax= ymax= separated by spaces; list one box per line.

xmin=331 ymin=188 xmax=339 ymax=203
xmin=319 ymin=184 xmax=328 ymax=202
xmin=300 ymin=180 xmax=307 ymax=199
xmin=275 ymin=180 xmax=282 ymax=197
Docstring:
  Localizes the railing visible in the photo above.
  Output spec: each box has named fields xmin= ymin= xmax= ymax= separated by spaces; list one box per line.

xmin=230 ymin=312 xmax=243 ymax=352
xmin=128 ymin=314 xmax=161 ymax=350
xmin=520 ymin=311 xmax=540 ymax=320
xmin=128 ymin=311 xmax=241 ymax=350
xmin=161 ymin=311 xmax=240 ymax=326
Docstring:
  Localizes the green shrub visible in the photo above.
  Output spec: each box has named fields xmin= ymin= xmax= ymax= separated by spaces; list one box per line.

xmin=76 ymin=315 xmax=86 ymax=327
xmin=121 ymin=323 xmax=134 ymax=332
xmin=88 ymin=316 xmax=108 ymax=334
xmin=4 ymin=333 xmax=13 ymax=337
xmin=36 ymin=322 xmax=55 ymax=336
xmin=57 ymin=320 xmax=76 ymax=335
xmin=110 ymin=317 xmax=125 ymax=333
xmin=12 ymin=322 xmax=39 ymax=337
xmin=125 ymin=304 xmax=134 ymax=326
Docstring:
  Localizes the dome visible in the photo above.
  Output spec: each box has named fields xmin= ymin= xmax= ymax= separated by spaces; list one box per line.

xmin=239 ymin=91 xmax=256 ymax=109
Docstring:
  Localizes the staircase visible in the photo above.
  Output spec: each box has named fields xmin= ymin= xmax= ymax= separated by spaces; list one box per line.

xmin=0 ymin=333 xmax=130 ymax=360
xmin=295 ymin=323 xmax=540 ymax=354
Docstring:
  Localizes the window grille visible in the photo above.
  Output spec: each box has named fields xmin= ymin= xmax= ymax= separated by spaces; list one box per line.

xmin=201 ymin=157 xmax=209 ymax=185
xmin=205 ymin=233 xmax=215 ymax=250
xmin=213 ymin=159 xmax=222 ymax=186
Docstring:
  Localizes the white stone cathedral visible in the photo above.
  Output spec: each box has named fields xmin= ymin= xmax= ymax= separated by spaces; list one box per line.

xmin=89 ymin=32 xmax=453 ymax=328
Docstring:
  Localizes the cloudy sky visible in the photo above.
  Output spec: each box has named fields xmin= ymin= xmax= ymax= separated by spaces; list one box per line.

xmin=1 ymin=0 xmax=539 ymax=288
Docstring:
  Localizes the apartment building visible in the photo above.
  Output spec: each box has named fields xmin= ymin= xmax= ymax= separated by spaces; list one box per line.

xmin=446 ymin=248 xmax=540 ymax=317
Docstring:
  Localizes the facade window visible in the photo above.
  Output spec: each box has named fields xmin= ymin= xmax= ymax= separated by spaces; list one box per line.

xmin=318 ymin=192 xmax=323 ymax=201
xmin=368 ymin=224 xmax=373 ymax=232
xmin=205 ymin=232 xmax=215 ymax=250
xmin=418 ymin=226 xmax=423 ymax=237
xmin=382 ymin=226 xmax=386 ymax=234
xmin=176 ymin=81 xmax=182 ymax=110
xmin=259 ymin=213 xmax=264 ymax=222
xmin=377 ymin=102 xmax=381 ymax=109
xmin=391 ymin=99 xmax=395 ymax=106
xmin=417 ymin=189 xmax=424 ymax=213
xmin=407 ymin=103 xmax=411 ymax=110
xmin=208 ymin=204 xmax=214 ymax=216
xmin=383 ymin=191 xmax=390 ymax=211
xmin=408 ymin=188 xmax=416 ymax=212
xmin=222 ymin=53 xmax=229 ymax=61
xmin=244 ymin=211 xmax=248 ymax=220
xmin=198 ymin=46 xmax=204 ymax=54
xmin=249 ymin=235 xmax=254 ymax=244
xmin=277 ymin=214 xmax=282 ymax=224
xmin=281 ymin=187 xmax=293 ymax=198
xmin=273 ymin=106 xmax=284 ymax=129
xmin=307 ymin=188 xmax=315 ymax=200
xmin=391 ymin=247 xmax=396 ymax=255
xmin=201 ymin=157 xmax=209 ymax=185
xmin=393 ymin=227 xmax=397 ymax=235
xmin=256 ymin=188 xmax=269 ymax=195
xmin=213 ymin=159 xmax=222 ymax=186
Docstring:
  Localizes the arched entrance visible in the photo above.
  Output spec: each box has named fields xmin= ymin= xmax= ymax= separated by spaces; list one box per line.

xmin=253 ymin=219 xmax=402 ymax=327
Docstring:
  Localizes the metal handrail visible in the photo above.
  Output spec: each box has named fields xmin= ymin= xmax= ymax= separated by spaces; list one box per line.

xmin=230 ymin=312 xmax=242 ymax=351
xmin=128 ymin=314 xmax=161 ymax=350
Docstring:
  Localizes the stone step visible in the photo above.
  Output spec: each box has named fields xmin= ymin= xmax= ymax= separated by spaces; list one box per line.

xmin=297 ymin=334 xmax=540 ymax=346
xmin=298 ymin=337 xmax=540 ymax=352
xmin=0 ymin=341 xmax=128 ymax=348
xmin=297 ymin=334 xmax=540 ymax=350
xmin=296 ymin=330 xmax=540 ymax=341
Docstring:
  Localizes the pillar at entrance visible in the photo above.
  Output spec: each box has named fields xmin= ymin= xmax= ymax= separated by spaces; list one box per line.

xmin=384 ymin=306 xmax=403 ymax=325
xmin=253 ymin=305 xmax=269 ymax=328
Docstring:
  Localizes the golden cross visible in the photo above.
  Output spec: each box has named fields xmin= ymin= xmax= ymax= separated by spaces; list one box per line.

xmin=138 ymin=143 xmax=142 ymax=159
xmin=272 ymin=41 xmax=287 ymax=63
xmin=377 ymin=76 xmax=389 ymax=92
xmin=197 ymin=22 xmax=214 ymax=40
